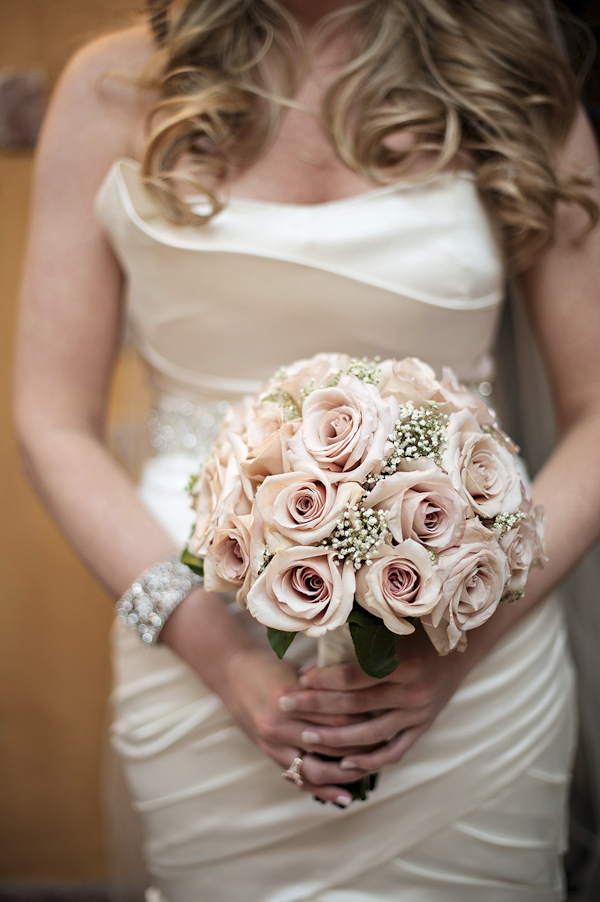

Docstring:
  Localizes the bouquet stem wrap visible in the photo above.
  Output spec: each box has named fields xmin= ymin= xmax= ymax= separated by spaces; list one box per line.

xmin=317 ymin=623 xmax=355 ymax=669
xmin=316 ymin=624 xmax=379 ymax=802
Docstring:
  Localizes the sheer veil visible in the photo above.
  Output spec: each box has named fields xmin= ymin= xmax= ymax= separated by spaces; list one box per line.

xmin=499 ymin=3 xmax=600 ymax=897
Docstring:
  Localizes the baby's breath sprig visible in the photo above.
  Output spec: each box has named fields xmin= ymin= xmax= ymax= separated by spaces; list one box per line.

xmin=493 ymin=511 xmax=526 ymax=537
xmin=500 ymin=589 xmax=524 ymax=603
xmin=259 ymin=548 xmax=274 ymax=574
xmin=380 ymin=401 xmax=448 ymax=474
xmin=299 ymin=380 xmax=316 ymax=403
xmin=482 ymin=423 xmax=515 ymax=449
xmin=185 ymin=471 xmax=199 ymax=495
xmin=329 ymin=356 xmax=382 ymax=388
xmin=321 ymin=503 xmax=389 ymax=570
xmin=260 ymin=390 xmax=301 ymax=421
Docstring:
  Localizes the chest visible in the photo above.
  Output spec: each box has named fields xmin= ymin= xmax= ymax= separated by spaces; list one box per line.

xmin=222 ymin=70 xmax=383 ymax=205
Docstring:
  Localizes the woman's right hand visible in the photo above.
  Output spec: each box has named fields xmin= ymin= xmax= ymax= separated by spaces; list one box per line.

xmin=161 ymin=586 xmax=378 ymax=805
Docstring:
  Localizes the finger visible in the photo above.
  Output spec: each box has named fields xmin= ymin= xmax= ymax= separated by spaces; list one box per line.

xmin=261 ymin=740 xmax=304 ymax=772
xmin=339 ymin=723 xmax=430 ymax=770
xmin=269 ymin=747 xmax=357 ymax=807
xmin=301 ymin=781 xmax=355 ymax=807
xmin=301 ymin=752 xmax=368 ymax=786
xmin=258 ymin=716 xmax=371 ymax=758
xmin=298 ymin=712 xmax=366 ymax=727
xmin=298 ymin=709 xmax=426 ymax=750
xmin=279 ymin=685 xmax=399 ymax=716
xmin=299 ymin=662 xmax=379 ymax=691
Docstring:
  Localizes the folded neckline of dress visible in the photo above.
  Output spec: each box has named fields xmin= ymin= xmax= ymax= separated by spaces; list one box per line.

xmin=107 ymin=156 xmax=477 ymax=211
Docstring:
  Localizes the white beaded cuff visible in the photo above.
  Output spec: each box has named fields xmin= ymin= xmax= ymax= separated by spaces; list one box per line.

xmin=116 ymin=555 xmax=203 ymax=645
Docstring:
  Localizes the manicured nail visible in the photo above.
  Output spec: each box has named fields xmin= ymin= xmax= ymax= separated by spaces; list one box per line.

xmin=339 ymin=760 xmax=358 ymax=770
xmin=335 ymin=795 xmax=353 ymax=807
xmin=278 ymin=696 xmax=297 ymax=712
xmin=300 ymin=730 xmax=321 ymax=744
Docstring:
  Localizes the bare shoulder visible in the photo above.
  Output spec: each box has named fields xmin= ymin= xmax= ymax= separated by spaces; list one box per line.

xmin=36 ymin=24 xmax=156 ymax=186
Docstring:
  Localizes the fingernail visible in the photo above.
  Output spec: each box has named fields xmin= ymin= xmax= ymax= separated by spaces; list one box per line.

xmin=278 ymin=696 xmax=297 ymax=712
xmin=299 ymin=675 xmax=310 ymax=688
xmin=300 ymin=730 xmax=321 ymax=744
xmin=335 ymin=795 xmax=353 ymax=807
xmin=339 ymin=760 xmax=358 ymax=770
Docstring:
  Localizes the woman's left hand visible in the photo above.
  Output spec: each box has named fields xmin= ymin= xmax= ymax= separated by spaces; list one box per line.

xmin=279 ymin=624 xmax=476 ymax=774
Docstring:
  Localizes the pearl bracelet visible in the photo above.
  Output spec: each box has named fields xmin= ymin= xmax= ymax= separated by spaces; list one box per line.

xmin=116 ymin=554 xmax=203 ymax=645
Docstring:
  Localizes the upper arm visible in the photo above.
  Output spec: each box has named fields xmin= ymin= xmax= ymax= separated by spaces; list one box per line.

xmin=14 ymin=28 xmax=153 ymax=441
xmin=520 ymin=107 xmax=600 ymax=431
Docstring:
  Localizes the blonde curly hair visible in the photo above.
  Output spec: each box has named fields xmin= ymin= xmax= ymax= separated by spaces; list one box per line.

xmin=140 ymin=0 xmax=597 ymax=273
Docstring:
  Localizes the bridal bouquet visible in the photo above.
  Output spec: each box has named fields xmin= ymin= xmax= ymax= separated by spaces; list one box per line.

xmin=182 ymin=353 xmax=545 ymax=679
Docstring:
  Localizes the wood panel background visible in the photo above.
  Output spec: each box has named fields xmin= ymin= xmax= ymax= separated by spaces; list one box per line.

xmin=0 ymin=0 xmax=141 ymax=886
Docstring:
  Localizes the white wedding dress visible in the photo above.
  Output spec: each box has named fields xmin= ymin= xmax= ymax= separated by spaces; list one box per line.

xmin=96 ymin=159 xmax=577 ymax=902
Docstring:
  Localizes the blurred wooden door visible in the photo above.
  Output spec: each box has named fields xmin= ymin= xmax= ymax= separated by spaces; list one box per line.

xmin=0 ymin=0 xmax=138 ymax=885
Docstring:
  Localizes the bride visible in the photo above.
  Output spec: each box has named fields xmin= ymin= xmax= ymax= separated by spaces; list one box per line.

xmin=14 ymin=0 xmax=600 ymax=899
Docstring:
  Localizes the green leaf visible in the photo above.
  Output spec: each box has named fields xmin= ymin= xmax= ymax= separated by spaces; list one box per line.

xmin=267 ymin=627 xmax=297 ymax=659
xmin=348 ymin=606 xmax=400 ymax=679
xmin=180 ymin=546 xmax=204 ymax=578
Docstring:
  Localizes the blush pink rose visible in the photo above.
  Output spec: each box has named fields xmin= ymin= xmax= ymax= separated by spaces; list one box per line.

xmin=241 ymin=420 xmax=299 ymax=490
xmin=355 ymin=541 xmax=441 ymax=635
xmin=254 ymin=468 xmax=364 ymax=552
xmin=245 ymin=546 xmax=356 ymax=637
xmin=498 ymin=506 xmax=545 ymax=595
xmin=423 ymin=521 xmax=509 ymax=654
xmin=441 ymin=409 xmax=522 ymax=518
xmin=264 ymin=353 xmax=352 ymax=409
xmin=190 ymin=444 xmax=251 ymax=557
xmin=204 ymin=513 xmax=253 ymax=600
xmin=378 ymin=357 xmax=441 ymax=403
xmin=287 ymin=373 xmax=397 ymax=483
xmin=245 ymin=403 xmax=287 ymax=450
xmin=362 ymin=464 xmax=467 ymax=550
xmin=435 ymin=367 xmax=498 ymax=430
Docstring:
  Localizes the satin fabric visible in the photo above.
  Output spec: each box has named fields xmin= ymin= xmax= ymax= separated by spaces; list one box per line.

xmin=96 ymin=162 xmax=577 ymax=901
xmin=95 ymin=160 xmax=503 ymax=398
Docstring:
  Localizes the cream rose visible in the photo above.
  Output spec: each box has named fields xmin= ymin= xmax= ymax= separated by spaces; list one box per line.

xmin=362 ymin=464 xmax=467 ymax=550
xmin=254 ymin=468 xmax=364 ymax=552
xmin=245 ymin=546 xmax=356 ymax=637
xmin=287 ymin=373 xmax=397 ymax=482
xmin=441 ymin=409 xmax=522 ymax=517
xmin=424 ymin=521 xmax=509 ymax=654
xmin=355 ymin=541 xmax=441 ymax=635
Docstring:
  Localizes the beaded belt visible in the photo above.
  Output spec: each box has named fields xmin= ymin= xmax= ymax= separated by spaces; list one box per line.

xmin=146 ymin=395 xmax=230 ymax=457
xmin=145 ymin=381 xmax=494 ymax=458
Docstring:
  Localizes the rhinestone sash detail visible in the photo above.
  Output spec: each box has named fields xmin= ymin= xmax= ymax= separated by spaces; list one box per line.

xmin=146 ymin=395 xmax=230 ymax=457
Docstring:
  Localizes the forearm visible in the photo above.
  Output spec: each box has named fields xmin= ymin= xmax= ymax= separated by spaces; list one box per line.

xmin=458 ymin=402 xmax=600 ymax=669
xmin=17 ymin=422 xmax=259 ymax=685
xmin=18 ymin=422 xmax=174 ymax=595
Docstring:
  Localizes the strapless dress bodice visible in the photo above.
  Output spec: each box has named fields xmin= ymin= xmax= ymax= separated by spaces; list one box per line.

xmin=95 ymin=159 xmax=505 ymax=407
